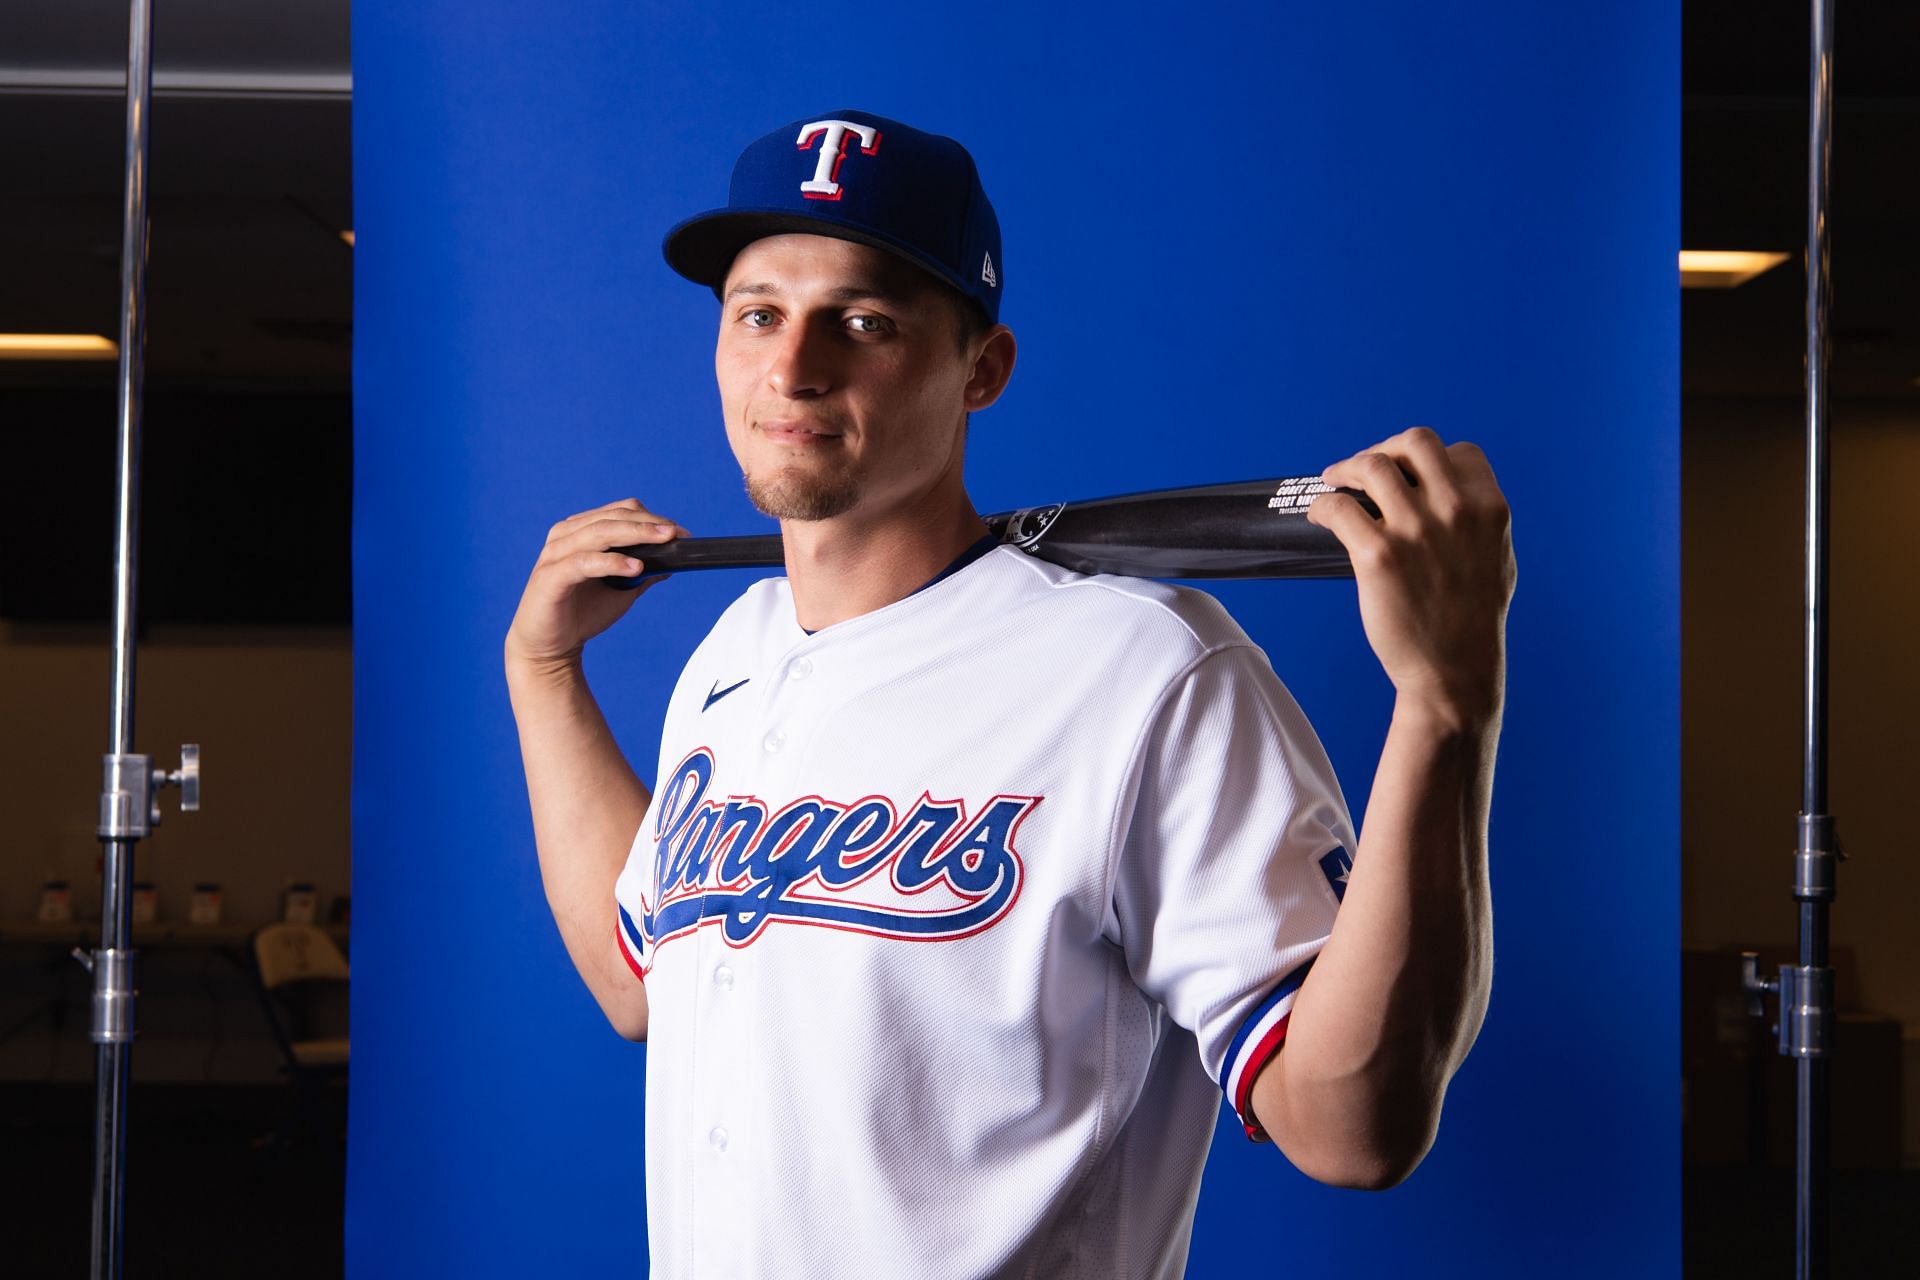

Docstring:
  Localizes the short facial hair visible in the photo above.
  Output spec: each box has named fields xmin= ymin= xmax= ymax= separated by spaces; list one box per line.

xmin=743 ymin=460 xmax=863 ymax=522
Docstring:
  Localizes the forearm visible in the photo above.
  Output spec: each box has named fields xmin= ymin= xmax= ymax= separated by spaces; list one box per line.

xmin=507 ymin=653 xmax=652 ymax=1032
xmin=1257 ymin=695 xmax=1497 ymax=1187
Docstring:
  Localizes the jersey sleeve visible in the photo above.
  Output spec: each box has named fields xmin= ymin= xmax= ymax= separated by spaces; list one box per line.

xmin=1106 ymin=643 xmax=1355 ymax=1143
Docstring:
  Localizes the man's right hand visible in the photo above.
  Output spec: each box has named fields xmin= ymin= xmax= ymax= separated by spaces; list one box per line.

xmin=505 ymin=498 xmax=668 ymax=1042
xmin=505 ymin=498 xmax=690 ymax=674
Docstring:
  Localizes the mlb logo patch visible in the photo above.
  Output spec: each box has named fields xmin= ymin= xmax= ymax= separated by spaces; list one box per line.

xmin=1318 ymin=846 xmax=1353 ymax=902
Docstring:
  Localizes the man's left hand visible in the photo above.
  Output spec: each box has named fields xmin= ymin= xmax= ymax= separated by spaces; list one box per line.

xmin=1308 ymin=427 xmax=1516 ymax=729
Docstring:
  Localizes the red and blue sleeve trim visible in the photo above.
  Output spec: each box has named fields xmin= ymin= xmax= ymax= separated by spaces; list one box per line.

xmin=1220 ymin=955 xmax=1317 ymax=1142
xmin=616 ymin=904 xmax=648 ymax=981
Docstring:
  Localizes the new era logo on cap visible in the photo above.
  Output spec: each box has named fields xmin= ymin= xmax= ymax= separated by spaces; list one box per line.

xmin=662 ymin=108 xmax=1005 ymax=325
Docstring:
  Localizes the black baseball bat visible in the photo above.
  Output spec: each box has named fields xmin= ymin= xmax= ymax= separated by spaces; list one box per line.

xmin=603 ymin=476 xmax=1381 ymax=587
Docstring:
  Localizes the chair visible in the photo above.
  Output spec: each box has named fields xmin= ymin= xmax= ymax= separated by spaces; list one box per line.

xmin=251 ymin=923 xmax=350 ymax=1154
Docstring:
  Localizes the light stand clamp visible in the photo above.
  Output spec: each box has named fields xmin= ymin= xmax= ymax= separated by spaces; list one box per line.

xmin=1742 ymin=817 xmax=1844 ymax=1061
xmin=96 ymin=744 xmax=199 ymax=841
xmin=80 ymin=746 xmax=200 ymax=1053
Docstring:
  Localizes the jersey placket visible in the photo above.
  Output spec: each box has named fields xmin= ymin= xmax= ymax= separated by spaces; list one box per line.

xmin=687 ymin=637 xmax=819 ymax=1275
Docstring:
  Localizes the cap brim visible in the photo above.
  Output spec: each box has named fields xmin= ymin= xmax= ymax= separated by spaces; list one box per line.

xmin=662 ymin=208 xmax=974 ymax=306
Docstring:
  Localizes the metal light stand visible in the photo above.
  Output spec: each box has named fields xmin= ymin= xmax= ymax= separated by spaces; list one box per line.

xmin=79 ymin=0 xmax=203 ymax=1276
xmin=1741 ymin=2 xmax=1842 ymax=1278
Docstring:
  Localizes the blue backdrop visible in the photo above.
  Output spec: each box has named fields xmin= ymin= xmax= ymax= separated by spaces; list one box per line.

xmin=350 ymin=3 xmax=1677 ymax=1274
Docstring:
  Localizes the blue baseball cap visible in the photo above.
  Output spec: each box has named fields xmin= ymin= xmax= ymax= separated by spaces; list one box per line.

xmin=663 ymin=109 xmax=1004 ymax=325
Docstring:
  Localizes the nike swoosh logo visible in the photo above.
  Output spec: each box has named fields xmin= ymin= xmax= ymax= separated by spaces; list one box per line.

xmin=703 ymin=678 xmax=751 ymax=712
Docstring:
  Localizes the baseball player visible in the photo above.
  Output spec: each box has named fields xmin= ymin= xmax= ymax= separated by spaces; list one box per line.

xmin=506 ymin=109 xmax=1515 ymax=1278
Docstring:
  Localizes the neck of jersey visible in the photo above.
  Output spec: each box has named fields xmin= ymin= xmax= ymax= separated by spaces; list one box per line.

xmin=800 ymin=533 xmax=1000 ymax=636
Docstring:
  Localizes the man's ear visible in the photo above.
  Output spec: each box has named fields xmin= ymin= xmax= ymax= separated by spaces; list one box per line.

xmin=963 ymin=326 xmax=1017 ymax=413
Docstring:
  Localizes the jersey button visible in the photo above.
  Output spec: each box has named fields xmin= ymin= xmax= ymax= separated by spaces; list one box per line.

xmin=713 ymin=964 xmax=734 ymax=991
xmin=708 ymin=1126 xmax=729 ymax=1153
xmin=788 ymin=656 xmax=814 ymax=681
xmin=762 ymin=728 xmax=786 ymax=753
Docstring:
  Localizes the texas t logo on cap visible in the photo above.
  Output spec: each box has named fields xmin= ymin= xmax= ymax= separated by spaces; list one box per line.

xmin=797 ymin=119 xmax=881 ymax=201
xmin=662 ymin=108 xmax=1005 ymax=324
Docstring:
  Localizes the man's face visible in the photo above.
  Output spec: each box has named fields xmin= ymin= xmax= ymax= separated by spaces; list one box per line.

xmin=715 ymin=234 xmax=979 ymax=523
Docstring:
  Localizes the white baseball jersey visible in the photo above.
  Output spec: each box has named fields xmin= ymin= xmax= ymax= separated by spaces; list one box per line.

xmin=612 ymin=543 xmax=1354 ymax=1279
